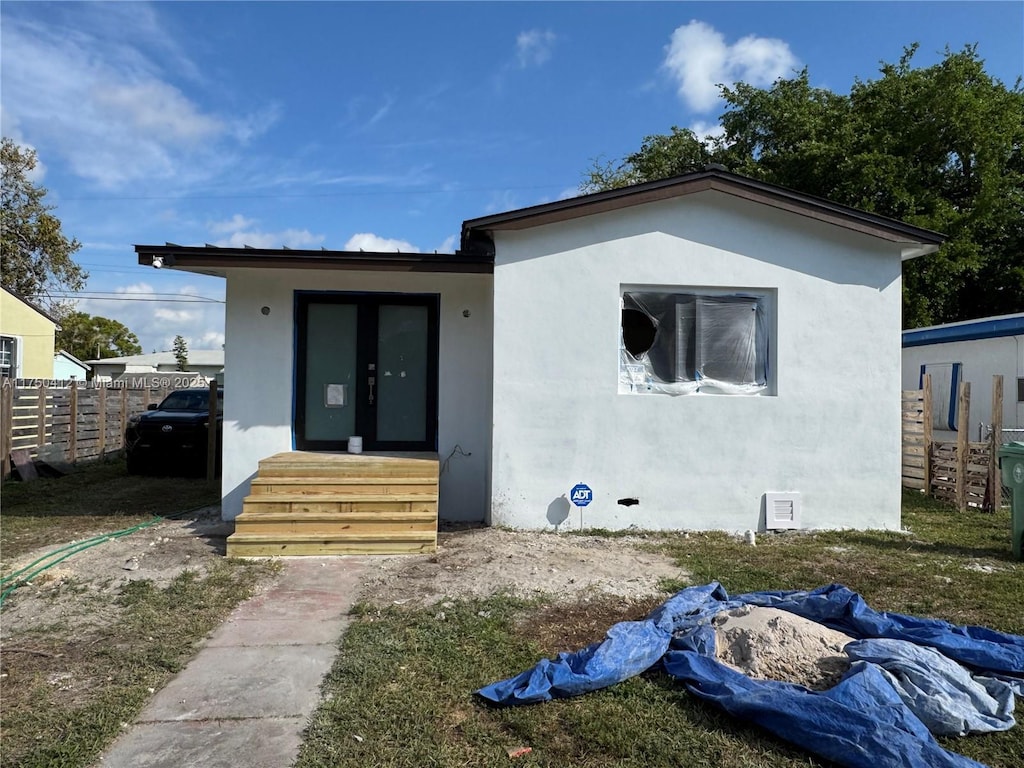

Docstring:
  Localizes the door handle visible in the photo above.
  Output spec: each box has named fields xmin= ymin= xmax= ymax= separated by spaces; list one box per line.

xmin=368 ymin=376 xmax=375 ymax=405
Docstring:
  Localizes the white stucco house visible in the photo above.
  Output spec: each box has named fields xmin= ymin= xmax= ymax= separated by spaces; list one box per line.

xmin=135 ymin=168 xmax=943 ymax=532
xmin=902 ymin=313 xmax=1023 ymax=441
xmin=85 ymin=350 xmax=224 ymax=385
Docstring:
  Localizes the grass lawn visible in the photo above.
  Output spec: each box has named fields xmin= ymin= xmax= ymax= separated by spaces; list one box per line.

xmin=0 ymin=460 xmax=280 ymax=768
xmin=296 ymin=492 xmax=1023 ymax=768
xmin=1 ymin=458 xmax=220 ymax=565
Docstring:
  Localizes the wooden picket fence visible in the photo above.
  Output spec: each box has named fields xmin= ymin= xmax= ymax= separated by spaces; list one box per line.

xmin=0 ymin=380 xmax=175 ymax=477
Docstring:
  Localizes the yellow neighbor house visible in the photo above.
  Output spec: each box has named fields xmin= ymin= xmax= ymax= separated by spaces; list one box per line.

xmin=0 ymin=287 xmax=58 ymax=379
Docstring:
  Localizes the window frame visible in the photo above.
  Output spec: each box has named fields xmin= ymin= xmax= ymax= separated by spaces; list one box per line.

xmin=618 ymin=286 xmax=774 ymax=396
xmin=0 ymin=336 xmax=19 ymax=379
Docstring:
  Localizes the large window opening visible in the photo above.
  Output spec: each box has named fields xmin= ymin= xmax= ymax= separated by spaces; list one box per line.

xmin=619 ymin=290 xmax=770 ymax=396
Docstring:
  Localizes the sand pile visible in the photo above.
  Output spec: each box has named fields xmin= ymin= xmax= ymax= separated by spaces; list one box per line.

xmin=713 ymin=605 xmax=854 ymax=690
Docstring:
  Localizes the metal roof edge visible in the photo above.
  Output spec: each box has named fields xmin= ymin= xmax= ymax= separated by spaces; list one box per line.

xmin=133 ymin=244 xmax=493 ymax=274
xmin=902 ymin=313 xmax=1024 ymax=348
xmin=460 ymin=168 xmax=945 ymax=247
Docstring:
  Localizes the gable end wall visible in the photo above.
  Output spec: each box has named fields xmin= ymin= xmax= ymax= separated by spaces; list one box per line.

xmin=490 ymin=192 xmax=904 ymax=531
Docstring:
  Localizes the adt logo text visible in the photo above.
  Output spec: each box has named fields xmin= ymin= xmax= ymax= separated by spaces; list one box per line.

xmin=570 ymin=483 xmax=593 ymax=507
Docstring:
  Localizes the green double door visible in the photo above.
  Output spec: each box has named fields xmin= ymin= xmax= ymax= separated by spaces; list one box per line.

xmin=295 ymin=293 xmax=439 ymax=452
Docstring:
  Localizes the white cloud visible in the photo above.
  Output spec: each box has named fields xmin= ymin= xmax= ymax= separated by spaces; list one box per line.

xmin=663 ymin=21 xmax=798 ymax=112
xmin=213 ymin=228 xmax=324 ymax=249
xmin=75 ymin=281 xmax=225 ymax=355
xmin=690 ymin=120 xmax=727 ymax=146
xmin=344 ymin=233 xmax=421 ymax=253
xmin=206 ymin=213 xmax=324 ymax=249
xmin=437 ymin=234 xmax=458 ymax=253
xmin=91 ymin=81 xmax=224 ymax=143
xmin=516 ymin=29 xmax=557 ymax=68
xmin=0 ymin=8 xmax=278 ymax=188
xmin=208 ymin=214 xmax=258 ymax=236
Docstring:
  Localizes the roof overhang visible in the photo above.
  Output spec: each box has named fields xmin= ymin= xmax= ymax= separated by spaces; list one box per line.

xmin=461 ymin=169 xmax=945 ymax=261
xmin=134 ymin=244 xmax=493 ymax=278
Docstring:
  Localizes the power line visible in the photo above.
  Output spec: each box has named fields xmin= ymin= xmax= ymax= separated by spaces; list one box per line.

xmin=57 ymin=182 xmax=574 ymax=203
xmin=49 ymin=293 xmax=224 ymax=304
xmin=64 ymin=297 xmax=225 ymax=303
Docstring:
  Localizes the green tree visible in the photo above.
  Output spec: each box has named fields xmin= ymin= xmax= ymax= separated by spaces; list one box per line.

xmin=583 ymin=128 xmax=716 ymax=192
xmin=1 ymin=137 xmax=87 ymax=312
xmin=56 ymin=312 xmax=142 ymax=361
xmin=583 ymin=46 xmax=1024 ymax=326
xmin=173 ymin=335 xmax=189 ymax=371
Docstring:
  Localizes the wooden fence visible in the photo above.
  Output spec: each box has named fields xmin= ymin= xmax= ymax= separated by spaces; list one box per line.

xmin=902 ymin=375 xmax=1006 ymax=512
xmin=901 ymin=374 xmax=932 ymax=491
xmin=1 ymin=380 xmax=175 ymax=477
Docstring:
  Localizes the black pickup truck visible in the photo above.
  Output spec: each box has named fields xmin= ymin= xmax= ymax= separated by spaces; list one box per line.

xmin=125 ymin=388 xmax=223 ymax=476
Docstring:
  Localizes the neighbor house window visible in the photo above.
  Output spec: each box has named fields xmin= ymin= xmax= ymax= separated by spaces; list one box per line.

xmin=0 ymin=336 xmax=17 ymax=379
xmin=619 ymin=290 xmax=770 ymax=395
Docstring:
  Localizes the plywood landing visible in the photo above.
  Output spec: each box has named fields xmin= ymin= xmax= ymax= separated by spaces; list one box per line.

xmin=226 ymin=451 xmax=439 ymax=557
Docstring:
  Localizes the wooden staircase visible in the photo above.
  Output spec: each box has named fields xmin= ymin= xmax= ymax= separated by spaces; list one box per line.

xmin=226 ymin=451 xmax=439 ymax=557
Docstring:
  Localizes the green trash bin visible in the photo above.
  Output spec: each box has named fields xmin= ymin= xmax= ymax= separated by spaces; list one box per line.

xmin=997 ymin=441 xmax=1024 ymax=560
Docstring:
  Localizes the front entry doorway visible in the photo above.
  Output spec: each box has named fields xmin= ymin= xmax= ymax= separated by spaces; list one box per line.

xmin=295 ymin=292 xmax=439 ymax=451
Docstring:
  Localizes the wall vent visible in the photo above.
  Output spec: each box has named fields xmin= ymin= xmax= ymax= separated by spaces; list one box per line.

xmin=765 ymin=492 xmax=801 ymax=530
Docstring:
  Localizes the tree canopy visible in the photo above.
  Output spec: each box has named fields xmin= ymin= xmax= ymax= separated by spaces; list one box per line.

xmin=56 ymin=312 xmax=142 ymax=362
xmin=583 ymin=46 xmax=1024 ymax=327
xmin=1 ymin=138 xmax=87 ymax=314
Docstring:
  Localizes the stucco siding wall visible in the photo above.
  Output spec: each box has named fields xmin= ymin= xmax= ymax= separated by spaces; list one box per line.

xmin=221 ymin=268 xmax=493 ymax=522
xmin=902 ymin=335 xmax=1023 ymax=437
xmin=0 ymin=291 xmax=55 ymax=379
xmin=490 ymin=191 xmax=905 ymax=531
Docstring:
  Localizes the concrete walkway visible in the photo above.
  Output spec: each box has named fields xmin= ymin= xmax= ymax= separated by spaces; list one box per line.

xmin=100 ymin=557 xmax=368 ymax=768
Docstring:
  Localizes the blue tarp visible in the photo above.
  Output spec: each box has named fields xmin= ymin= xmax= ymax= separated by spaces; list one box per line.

xmin=478 ymin=583 xmax=1024 ymax=768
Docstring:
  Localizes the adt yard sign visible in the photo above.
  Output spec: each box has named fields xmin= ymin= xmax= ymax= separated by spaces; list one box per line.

xmin=570 ymin=483 xmax=593 ymax=507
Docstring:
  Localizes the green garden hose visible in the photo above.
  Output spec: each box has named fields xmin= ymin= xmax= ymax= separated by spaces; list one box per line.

xmin=0 ymin=504 xmax=215 ymax=608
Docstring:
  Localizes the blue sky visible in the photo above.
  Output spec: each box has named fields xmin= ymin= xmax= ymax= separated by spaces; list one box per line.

xmin=2 ymin=1 xmax=1021 ymax=354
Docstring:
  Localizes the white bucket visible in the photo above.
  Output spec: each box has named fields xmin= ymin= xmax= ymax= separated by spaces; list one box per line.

xmin=348 ymin=436 xmax=363 ymax=454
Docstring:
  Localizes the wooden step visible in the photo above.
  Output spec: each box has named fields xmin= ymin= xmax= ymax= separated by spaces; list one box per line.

xmin=236 ymin=451 xmax=440 ymax=557
xmin=233 ymin=511 xmax=437 ymax=537
xmin=257 ymin=452 xmax=439 ymax=480
xmin=250 ymin=478 xmax=438 ymax=496
xmin=226 ymin=532 xmax=436 ymax=557
xmin=237 ymin=509 xmax=437 ymax=522
xmin=243 ymin=493 xmax=437 ymax=504
xmin=242 ymin=497 xmax=437 ymax=517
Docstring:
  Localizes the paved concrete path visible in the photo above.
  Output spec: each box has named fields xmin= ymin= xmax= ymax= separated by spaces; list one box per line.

xmin=100 ymin=557 xmax=368 ymax=768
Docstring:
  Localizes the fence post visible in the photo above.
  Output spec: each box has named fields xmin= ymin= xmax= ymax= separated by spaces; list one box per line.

xmin=98 ymin=385 xmax=107 ymax=460
xmin=207 ymin=379 xmax=218 ymax=485
xmin=989 ymin=375 xmax=1003 ymax=509
xmin=956 ymin=381 xmax=970 ymax=512
xmin=922 ymin=374 xmax=933 ymax=496
xmin=36 ymin=382 xmax=47 ymax=449
xmin=120 ymin=387 xmax=128 ymax=455
xmin=1 ymin=381 xmax=12 ymax=479
xmin=69 ymin=380 xmax=79 ymax=464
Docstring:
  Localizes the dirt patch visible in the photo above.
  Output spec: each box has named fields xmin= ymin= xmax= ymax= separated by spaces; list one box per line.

xmin=520 ymin=594 xmax=668 ymax=654
xmin=713 ymin=605 xmax=854 ymax=690
xmin=359 ymin=527 xmax=689 ymax=608
xmin=0 ymin=506 xmax=229 ymax=638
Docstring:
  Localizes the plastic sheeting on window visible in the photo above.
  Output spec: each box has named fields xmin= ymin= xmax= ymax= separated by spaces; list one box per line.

xmin=619 ymin=292 xmax=768 ymax=396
